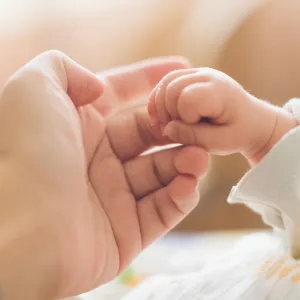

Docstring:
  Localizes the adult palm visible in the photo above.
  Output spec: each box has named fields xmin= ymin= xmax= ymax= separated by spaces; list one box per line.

xmin=0 ymin=51 xmax=208 ymax=299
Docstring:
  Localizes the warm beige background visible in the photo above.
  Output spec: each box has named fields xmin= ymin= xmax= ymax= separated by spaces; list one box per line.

xmin=1 ymin=0 xmax=300 ymax=231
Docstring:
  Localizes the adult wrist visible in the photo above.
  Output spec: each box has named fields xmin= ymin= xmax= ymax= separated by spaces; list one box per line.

xmin=0 ymin=166 xmax=59 ymax=300
xmin=0 ymin=216 xmax=58 ymax=300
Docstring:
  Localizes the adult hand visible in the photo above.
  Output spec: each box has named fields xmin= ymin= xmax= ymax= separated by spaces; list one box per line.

xmin=0 ymin=51 xmax=208 ymax=299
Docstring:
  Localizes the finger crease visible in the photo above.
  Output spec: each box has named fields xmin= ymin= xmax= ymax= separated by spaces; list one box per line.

xmin=123 ymin=164 xmax=136 ymax=199
xmin=192 ymin=127 xmax=198 ymax=145
xmin=152 ymin=192 xmax=169 ymax=229
xmin=87 ymin=121 xmax=108 ymax=172
xmin=166 ymin=188 xmax=186 ymax=216
xmin=151 ymin=154 xmax=165 ymax=188
xmin=134 ymin=110 xmax=154 ymax=149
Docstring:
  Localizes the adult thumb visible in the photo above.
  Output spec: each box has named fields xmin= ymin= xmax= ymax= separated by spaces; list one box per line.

xmin=23 ymin=50 xmax=104 ymax=107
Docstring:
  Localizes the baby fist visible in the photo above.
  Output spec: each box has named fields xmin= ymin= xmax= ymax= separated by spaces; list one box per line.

xmin=148 ymin=68 xmax=279 ymax=160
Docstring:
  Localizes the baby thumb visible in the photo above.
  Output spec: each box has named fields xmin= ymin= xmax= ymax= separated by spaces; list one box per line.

xmin=163 ymin=120 xmax=221 ymax=150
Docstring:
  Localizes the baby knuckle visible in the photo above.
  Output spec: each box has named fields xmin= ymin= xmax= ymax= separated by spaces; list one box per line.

xmin=196 ymin=68 xmax=233 ymax=88
xmin=195 ymin=67 xmax=219 ymax=81
xmin=180 ymin=86 xmax=197 ymax=103
xmin=162 ymin=69 xmax=185 ymax=83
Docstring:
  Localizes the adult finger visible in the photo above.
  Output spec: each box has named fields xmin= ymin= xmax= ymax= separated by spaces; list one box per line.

xmin=12 ymin=50 xmax=105 ymax=107
xmin=124 ymin=146 xmax=208 ymax=199
xmin=99 ymin=56 xmax=191 ymax=102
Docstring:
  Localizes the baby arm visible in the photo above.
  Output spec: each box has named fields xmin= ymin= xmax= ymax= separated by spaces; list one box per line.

xmin=148 ymin=67 xmax=300 ymax=257
xmin=147 ymin=68 xmax=298 ymax=164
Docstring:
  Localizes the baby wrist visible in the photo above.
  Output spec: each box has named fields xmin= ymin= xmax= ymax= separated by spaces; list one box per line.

xmin=246 ymin=105 xmax=298 ymax=165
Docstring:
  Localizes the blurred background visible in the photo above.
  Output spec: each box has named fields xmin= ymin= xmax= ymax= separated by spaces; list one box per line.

xmin=2 ymin=0 xmax=300 ymax=232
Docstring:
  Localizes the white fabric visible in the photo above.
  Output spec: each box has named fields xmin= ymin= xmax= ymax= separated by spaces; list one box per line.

xmin=123 ymin=232 xmax=300 ymax=300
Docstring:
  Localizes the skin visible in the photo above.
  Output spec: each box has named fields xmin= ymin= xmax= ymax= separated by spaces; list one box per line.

xmin=148 ymin=67 xmax=299 ymax=165
xmin=0 ymin=51 xmax=209 ymax=299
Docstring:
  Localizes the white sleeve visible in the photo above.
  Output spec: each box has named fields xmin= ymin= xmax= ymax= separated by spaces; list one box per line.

xmin=228 ymin=98 xmax=300 ymax=258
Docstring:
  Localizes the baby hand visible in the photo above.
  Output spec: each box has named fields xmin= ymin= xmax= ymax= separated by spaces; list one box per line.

xmin=148 ymin=68 xmax=297 ymax=163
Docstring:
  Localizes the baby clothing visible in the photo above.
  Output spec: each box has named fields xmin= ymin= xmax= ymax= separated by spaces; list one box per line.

xmin=123 ymin=98 xmax=300 ymax=299
xmin=229 ymin=97 xmax=300 ymax=258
